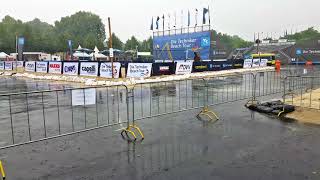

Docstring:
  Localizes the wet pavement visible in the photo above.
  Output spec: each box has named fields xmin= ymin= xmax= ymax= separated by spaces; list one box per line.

xmin=0 ymin=99 xmax=320 ymax=179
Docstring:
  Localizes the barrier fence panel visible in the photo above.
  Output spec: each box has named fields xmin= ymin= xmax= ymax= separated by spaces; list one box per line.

xmin=0 ymin=85 xmax=128 ymax=149
xmin=283 ymin=76 xmax=320 ymax=110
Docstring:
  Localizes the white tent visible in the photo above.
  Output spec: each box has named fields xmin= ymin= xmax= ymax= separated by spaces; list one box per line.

xmin=73 ymin=51 xmax=92 ymax=58
xmin=77 ymin=45 xmax=82 ymax=50
xmin=0 ymin=52 xmax=8 ymax=58
xmin=94 ymin=46 xmax=99 ymax=53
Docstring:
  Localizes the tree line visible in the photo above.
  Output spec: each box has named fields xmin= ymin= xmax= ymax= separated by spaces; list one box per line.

xmin=0 ymin=11 xmax=251 ymax=54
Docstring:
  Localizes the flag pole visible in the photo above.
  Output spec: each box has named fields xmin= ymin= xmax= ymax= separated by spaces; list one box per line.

xmin=108 ymin=17 xmax=114 ymax=79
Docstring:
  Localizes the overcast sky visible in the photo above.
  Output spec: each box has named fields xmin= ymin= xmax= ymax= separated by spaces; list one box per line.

xmin=1 ymin=0 xmax=320 ymax=42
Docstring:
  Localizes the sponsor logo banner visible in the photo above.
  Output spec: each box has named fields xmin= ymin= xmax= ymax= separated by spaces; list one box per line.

xmin=48 ymin=62 xmax=62 ymax=74
xmin=36 ymin=61 xmax=48 ymax=73
xmin=80 ymin=62 xmax=99 ymax=77
xmin=243 ymin=59 xmax=253 ymax=68
xmin=175 ymin=61 xmax=193 ymax=75
xmin=252 ymin=59 xmax=260 ymax=67
xmin=0 ymin=62 xmax=4 ymax=70
xmin=5 ymin=61 xmax=13 ymax=70
xmin=25 ymin=61 xmax=36 ymax=72
xmin=127 ymin=63 xmax=152 ymax=78
xmin=259 ymin=59 xmax=268 ymax=67
xmin=63 ymin=62 xmax=79 ymax=76
xmin=100 ymin=62 xmax=121 ymax=78
xmin=17 ymin=61 xmax=24 ymax=68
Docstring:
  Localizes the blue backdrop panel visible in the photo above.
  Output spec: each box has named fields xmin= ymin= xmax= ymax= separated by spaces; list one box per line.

xmin=153 ymin=31 xmax=211 ymax=61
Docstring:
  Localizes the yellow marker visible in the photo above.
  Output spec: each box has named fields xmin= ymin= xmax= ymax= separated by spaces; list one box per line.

xmin=0 ymin=160 xmax=6 ymax=180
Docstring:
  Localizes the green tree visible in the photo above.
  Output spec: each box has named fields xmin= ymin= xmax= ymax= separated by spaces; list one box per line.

xmin=124 ymin=36 xmax=140 ymax=51
xmin=106 ymin=33 xmax=124 ymax=50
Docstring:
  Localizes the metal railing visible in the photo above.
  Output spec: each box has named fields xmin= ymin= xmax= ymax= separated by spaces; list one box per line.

xmin=0 ymin=68 xmax=305 ymax=149
xmin=283 ymin=75 xmax=320 ymax=110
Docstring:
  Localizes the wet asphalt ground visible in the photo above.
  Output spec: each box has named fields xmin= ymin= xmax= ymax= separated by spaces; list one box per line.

xmin=0 ymin=67 xmax=320 ymax=179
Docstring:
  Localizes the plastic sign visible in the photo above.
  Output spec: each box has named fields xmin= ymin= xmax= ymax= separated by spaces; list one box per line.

xmin=252 ymin=59 xmax=260 ymax=67
xmin=243 ymin=59 xmax=253 ymax=68
xmin=0 ymin=62 xmax=4 ymax=70
xmin=25 ymin=61 xmax=36 ymax=72
xmin=49 ymin=62 xmax=62 ymax=74
xmin=100 ymin=62 xmax=121 ymax=78
xmin=72 ymin=88 xmax=96 ymax=106
xmin=17 ymin=61 xmax=24 ymax=68
xmin=259 ymin=59 xmax=268 ymax=67
xmin=109 ymin=48 xmax=114 ymax=58
xmin=175 ymin=61 xmax=193 ymax=75
xmin=80 ymin=62 xmax=98 ymax=76
xmin=36 ymin=61 xmax=48 ymax=73
xmin=4 ymin=62 xmax=13 ymax=70
xmin=63 ymin=62 xmax=79 ymax=75
xmin=127 ymin=63 xmax=152 ymax=78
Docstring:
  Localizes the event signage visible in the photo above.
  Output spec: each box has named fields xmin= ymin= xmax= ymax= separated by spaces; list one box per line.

xmin=72 ymin=88 xmax=96 ymax=106
xmin=80 ymin=62 xmax=99 ymax=76
xmin=0 ymin=62 xmax=4 ymax=70
xmin=17 ymin=61 xmax=24 ymax=68
xmin=259 ymin=59 xmax=268 ymax=67
xmin=63 ymin=62 xmax=79 ymax=75
xmin=36 ymin=61 xmax=48 ymax=73
xmin=48 ymin=62 xmax=62 ymax=74
xmin=175 ymin=61 xmax=193 ymax=75
xmin=25 ymin=61 xmax=36 ymax=72
xmin=5 ymin=61 xmax=13 ymax=70
xmin=100 ymin=62 xmax=121 ymax=78
xmin=243 ymin=59 xmax=253 ymax=68
xmin=252 ymin=59 xmax=260 ymax=67
xmin=127 ymin=63 xmax=152 ymax=78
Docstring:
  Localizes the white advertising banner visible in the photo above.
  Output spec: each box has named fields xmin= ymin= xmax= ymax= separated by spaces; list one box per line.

xmin=72 ymin=88 xmax=96 ymax=106
xmin=127 ymin=63 xmax=152 ymax=78
xmin=48 ymin=62 xmax=62 ymax=74
xmin=252 ymin=59 xmax=261 ymax=67
xmin=63 ymin=62 xmax=79 ymax=76
xmin=80 ymin=62 xmax=99 ymax=77
xmin=17 ymin=61 xmax=24 ymax=68
xmin=5 ymin=61 xmax=13 ymax=70
xmin=0 ymin=62 xmax=4 ymax=70
xmin=100 ymin=62 xmax=121 ymax=78
xmin=260 ymin=59 xmax=268 ymax=67
xmin=36 ymin=61 xmax=48 ymax=73
xmin=243 ymin=59 xmax=253 ymax=68
xmin=175 ymin=61 xmax=193 ymax=75
xmin=25 ymin=61 xmax=36 ymax=72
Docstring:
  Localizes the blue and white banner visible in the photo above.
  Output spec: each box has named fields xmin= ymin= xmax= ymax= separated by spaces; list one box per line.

xmin=127 ymin=63 xmax=152 ymax=78
xmin=49 ymin=62 xmax=62 ymax=74
xmin=153 ymin=31 xmax=211 ymax=60
xmin=17 ymin=61 xmax=24 ymax=68
xmin=63 ymin=62 xmax=79 ymax=76
xmin=175 ymin=61 xmax=193 ymax=75
xmin=252 ymin=59 xmax=260 ymax=68
xmin=25 ymin=61 xmax=36 ymax=72
xmin=100 ymin=62 xmax=121 ymax=78
xmin=5 ymin=61 xmax=13 ymax=70
xmin=259 ymin=59 xmax=268 ymax=67
xmin=80 ymin=62 xmax=99 ymax=77
xmin=243 ymin=59 xmax=253 ymax=68
xmin=0 ymin=62 xmax=4 ymax=70
xmin=36 ymin=61 xmax=48 ymax=73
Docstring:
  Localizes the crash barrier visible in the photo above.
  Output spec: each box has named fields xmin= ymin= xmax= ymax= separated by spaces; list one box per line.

xmin=0 ymin=160 xmax=5 ymax=180
xmin=0 ymin=59 xmax=270 ymax=78
xmin=0 ymin=69 xmax=299 ymax=149
xmin=282 ymin=75 xmax=320 ymax=110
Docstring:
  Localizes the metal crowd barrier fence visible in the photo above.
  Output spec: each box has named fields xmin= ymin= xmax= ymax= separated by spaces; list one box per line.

xmin=0 ymin=69 xmax=303 ymax=149
xmin=283 ymin=75 xmax=320 ymax=110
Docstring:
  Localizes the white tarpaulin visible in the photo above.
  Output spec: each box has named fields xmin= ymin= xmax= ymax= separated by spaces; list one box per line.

xmin=36 ymin=61 xmax=48 ymax=73
xmin=100 ymin=62 xmax=121 ymax=78
xmin=175 ymin=61 xmax=193 ymax=75
xmin=25 ymin=61 xmax=36 ymax=72
xmin=48 ymin=61 xmax=62 ymax=74
xmin=5 ymin=61 xmax=13 ymax=70
xmin=252 ymin=59 xmax=260 ymax=67
xmin=259 ymin=59 xmax=268 ymax=67
xmin=127 ymin=63 xmax=152 ymax=78
xmin=0 ymin=62 xmax=4 ymax=70
xmin=63 ymin=62 xmax=79 ymax=75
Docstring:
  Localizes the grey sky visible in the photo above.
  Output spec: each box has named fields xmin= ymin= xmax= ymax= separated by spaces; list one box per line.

xmin=1 ymin=0 xmax=320 ymax=42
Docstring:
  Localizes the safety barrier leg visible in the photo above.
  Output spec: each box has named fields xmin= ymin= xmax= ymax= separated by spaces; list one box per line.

xmin=121 ymin=85 xmax=144 ymax=142
xmin=0 ymin=160 xmax=6 ymax=180
xmin=246 ymin=72 xmax=260 ymax=107
xmin=197 ymin=79 xmax=219 ymax=123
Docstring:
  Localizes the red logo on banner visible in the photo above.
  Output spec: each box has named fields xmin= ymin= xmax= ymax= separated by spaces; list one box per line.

xmin=50 ymin=64 xmax=60 ymax=68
